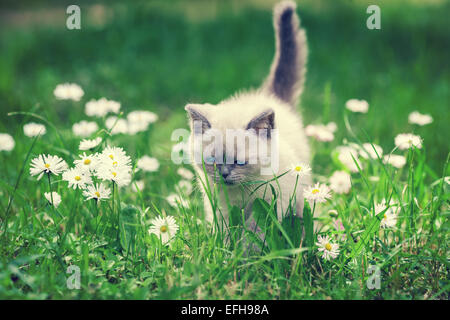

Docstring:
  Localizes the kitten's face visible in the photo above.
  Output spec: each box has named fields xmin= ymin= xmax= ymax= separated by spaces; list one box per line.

xmin=186 ymin=104 xmax=275 ymax=186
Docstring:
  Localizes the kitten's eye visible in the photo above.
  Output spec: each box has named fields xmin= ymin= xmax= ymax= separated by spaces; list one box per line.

xmin=236 ymin=159 xmax=247 ymax=166
xmin=205 ymin=156 xmax=216 ymax=165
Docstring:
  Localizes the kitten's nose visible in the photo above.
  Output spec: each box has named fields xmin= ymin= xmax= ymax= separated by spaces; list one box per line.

xmin=220 ymin=166 xmax=230 ymax=179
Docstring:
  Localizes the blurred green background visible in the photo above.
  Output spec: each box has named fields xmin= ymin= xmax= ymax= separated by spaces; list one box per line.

xmin=0 ymin=0 xmax=449 ymax=173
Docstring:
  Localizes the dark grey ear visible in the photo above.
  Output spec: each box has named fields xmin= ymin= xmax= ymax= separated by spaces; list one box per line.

xmin=185 ymin=104 xmax=211 ymax=134
xmin=246 ymin=109 xmax=275 ymax=137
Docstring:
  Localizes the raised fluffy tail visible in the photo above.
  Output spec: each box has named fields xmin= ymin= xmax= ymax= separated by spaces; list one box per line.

xmin=261 ymin=1 xmax=308 ymax=107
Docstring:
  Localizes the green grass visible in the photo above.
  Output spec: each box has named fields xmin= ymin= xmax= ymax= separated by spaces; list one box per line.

xmin=0 ymin=0 xmax=448 ymax=299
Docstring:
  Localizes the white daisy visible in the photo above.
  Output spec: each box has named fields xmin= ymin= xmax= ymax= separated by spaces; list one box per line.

xmin=53 ymin=83 xmax=84 ymax=101
xmin=329 ymin=171 xmax=351 ymax=194
xmin=394 ymin=133 xmax=423 ymax=150
xmin=289 ymin=163 xmax=312 ymax=178
xmin=96 ymin=165 xmax=131 ymax=187
xmin=62 ymin=167 xmax=92 ymax=189
xmin=345 ymin=99 xmax=369 ymax=113
xmin=148 ymin=215 xmax=179 ymax=245
xmin=30 ymin=154 xmax=68 ymax=180
xmin=74 ymin=152 xmax=99 ymax=173
xmin=336 ymin=146 xmax=362 ymax=173
xmin=0 ymin=133 xmax=15 ymax=151
xmin=166 ymin=193 xmax=189 ymax=208
xmin=85 ymin=98 xmax=120 ymax=117
xmin=383 ymin=154 xmax=406 ymax=169
xmin=79 ymin=137 xmax=102 ymax=151
xmin=72 ymin=120 xmax=98 ymax=138
xmin=105 ymin=116 xmax=128 ymax=135
xmin=305 ymin=124 xmax=335 ymax=142
xmin=176 ymin=180 xmax=193 ymax=195
xmin=375 ymin=199 xmax=399 ymax=228
xmin=177 ymin=167 xmax=194 ymax=180
xmin=131 ymin=179 xmax=145 ymax=192
xmin=408 ymin=111 xmax=433 ymax=126
xmin=127 ymin=110 xmax=158 ymax=135
xmin=359 ymin=143 xmax=383 ymax=159
xmin=82 ymin=183 xmax=111 ymax=202
xmin=44 ymin=192 xmax=61 ymax=208
xmin=24 ymin=123 xmax=46 ymax=138
xmin=137 ymin=155 xmax=159 ymax=172
xmin=316 ymin=235 xmax=340 ymax=260
xmin=97 ymin=146 xmax=132 ymax=170
xmin=304 ymin=183 xmax=332 ymax=204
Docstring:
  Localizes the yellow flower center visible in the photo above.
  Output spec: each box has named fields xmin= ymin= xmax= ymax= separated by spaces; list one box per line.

xmin=109 ymin=154 xmax=114 ymax=159
xmin=95 ymin=191 xmax=100 ymax=197
xmin=295 ymin=166 xmax=302 ymax=172
xmin=112 ymin=172 xmax=117 ymax=177
xmin=84 ymin=159 xmax=91 ymax=165
xmin=312 ymin=189 xmax=319 ymax=194
xmin=160 ymin=225 xmax=168 ymax=233
xmin=383 ymin=214 xmax=387 ymax=220
xmin=325 ymin=243 xmax=332 ymax=251
xmin=74 ymin=176 xmax=81 ymax=181
xmin=112 ymin=161 xmax=118 ymax=166
xmin=45 ymin=163 xmax=50 ymax=168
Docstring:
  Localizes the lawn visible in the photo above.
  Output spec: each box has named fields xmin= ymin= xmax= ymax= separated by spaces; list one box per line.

xmin=0 ymin=0 xmax=448 ymax=299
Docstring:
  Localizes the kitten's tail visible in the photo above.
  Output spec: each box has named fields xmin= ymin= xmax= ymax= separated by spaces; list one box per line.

xmin=261 ymin=1 xmax=308 ymax=107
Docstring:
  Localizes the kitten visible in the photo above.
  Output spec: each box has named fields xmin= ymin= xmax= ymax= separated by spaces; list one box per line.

xmin=185 ymin=1 xmax=311 ymax=240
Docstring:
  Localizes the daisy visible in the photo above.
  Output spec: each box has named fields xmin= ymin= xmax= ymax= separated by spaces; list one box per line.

xmin=100 ymin=145 xmax=128 ymax=162
xmin=345 ymin=99 xmax=369 ymax=113
xmin=131 ymin=179 xmax=145 ymax=192
xmin=105 ymin=116 xmax=128 ymax=135
xmin=148 ymin=215 xmax=179 ymax=245
xmin=24 ymin=123 xmax=46 ymax=138
xmin=166 ymin=193 xmax=189 ymax=208
xmin=329 ymin=171 xmax=351 ymax=194
xmin=53 ymin=83 xmax=84 ymax=101
xmin=30 ymin=154 xmax=68 ymax=180
xmin=383 ymin=154 xmax=406 ymax=169
xmin=336 ymin=146 xmax=362 ymax=173
xmin=79 ymin=137 xmax=102 ymax=151
xmin=177 ymin=167 xmax=194 ymax=180
xmin=305 ymin=124 xmax=335 ymax=142
xmin=85 ymin=98 xmax=121 ymax=117
xmin=408 ymin=111 xmax=433 ymax=126
xmin=304 ymin=183 xmax=332 ymax=204
xmin=62 ymin=167 xmax=92 ymax=189
xmin=394 ymin=133 xmax=423 ymax=150
xmin=316 ymin=235 xmax=340 ymax=260
xmin=0 ymin=133 xmax=15 ymax=151
xmin=359 ymin=143 xmax=383 ymax=159
xmin=72 ymin=120 xmax=98 ymax=138
xmin=375 ymin=199 xmax=399 ymax=228
xmin=44 ymin=192 xmax=61 ymax=208
xmin=82 ymin=183 xmax=111 ymax=202
xmin=289 ymin=162 xmax=312 ymax=178
xmin=96 ymin=165 xmax=131 ymax=187
xmin=74 ymin=152 xmax=99 ymax=173
xmin=137 ymin=155 xmax=159 ymax=172
xmin=127 ymin=110 xmax=158 ymax=135
xmin=97 ymin=146 xmax=132 ymax=170
xmin=176 ymin=180 xmax=193 ymax=195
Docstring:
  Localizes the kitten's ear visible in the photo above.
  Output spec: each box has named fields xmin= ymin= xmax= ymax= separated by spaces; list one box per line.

xmin=246 ymin=109 xmax=275 ymax=138
xmin=185 ymin=104 xmax=212 ymax=134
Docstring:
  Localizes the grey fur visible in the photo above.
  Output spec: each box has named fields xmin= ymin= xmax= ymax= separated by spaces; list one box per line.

xmin=262 ymin=0 xmax=308 ymax=107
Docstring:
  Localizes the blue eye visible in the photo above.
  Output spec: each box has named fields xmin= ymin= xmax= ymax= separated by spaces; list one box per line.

xmin=236 ymin=160 xmax=247 ymax=166
xmin=205 ymin=156 xmax=216 ymax=165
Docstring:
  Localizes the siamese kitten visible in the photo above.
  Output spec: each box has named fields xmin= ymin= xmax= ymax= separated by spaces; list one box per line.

xmin=185 ymin=1 xmax=311 ymax=239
